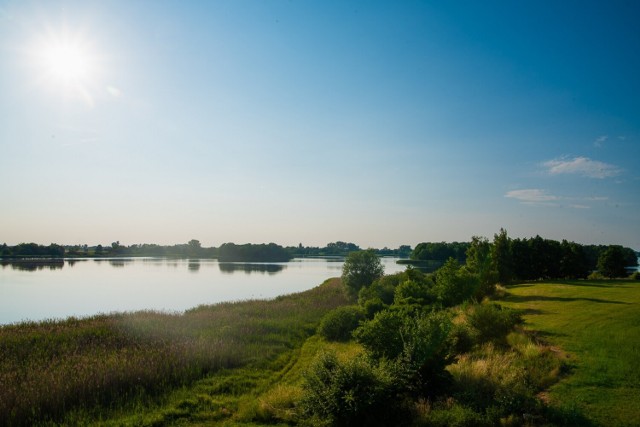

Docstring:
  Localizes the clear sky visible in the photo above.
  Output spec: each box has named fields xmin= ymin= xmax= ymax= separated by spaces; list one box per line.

xmin=1 ymin=1 xmax=639 ymax=250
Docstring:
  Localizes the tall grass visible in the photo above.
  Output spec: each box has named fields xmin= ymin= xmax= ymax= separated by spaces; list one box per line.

xmin=0 ymin=278 xmax=349 ymax=426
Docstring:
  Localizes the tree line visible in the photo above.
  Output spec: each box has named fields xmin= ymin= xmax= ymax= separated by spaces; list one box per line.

xmin=0 ymin=240 xmax=414 ymax=261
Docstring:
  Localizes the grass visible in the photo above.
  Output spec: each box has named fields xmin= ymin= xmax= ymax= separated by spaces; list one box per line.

xmin=4 ymin=275 xmax=635 ymax=426
xmin=501 ymin=279 xmax=640 ymax=426
xmin=0 ymin=278 xmax=350 ymax=426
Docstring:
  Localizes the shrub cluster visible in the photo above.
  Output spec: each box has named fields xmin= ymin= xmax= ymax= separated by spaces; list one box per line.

xmin=317 ymin=306 xmax=364 ymax=342
xmin=302 ymin=256 xmax=561 ymax=426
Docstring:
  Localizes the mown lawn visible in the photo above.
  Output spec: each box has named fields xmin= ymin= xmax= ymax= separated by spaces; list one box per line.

xmin=501 ymin=279 xmax=640 ymax=426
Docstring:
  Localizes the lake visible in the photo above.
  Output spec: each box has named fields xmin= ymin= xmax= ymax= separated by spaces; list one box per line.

xmin=0 ymin=257 xmax=406 ymax=325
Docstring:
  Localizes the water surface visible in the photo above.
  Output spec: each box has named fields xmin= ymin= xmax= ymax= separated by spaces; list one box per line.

xmin=0 ymin=257 xmax=405 ymax=324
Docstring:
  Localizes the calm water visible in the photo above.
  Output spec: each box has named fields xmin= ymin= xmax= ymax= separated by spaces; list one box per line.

xmin=0 ymin=257 xmax=406 ymax=325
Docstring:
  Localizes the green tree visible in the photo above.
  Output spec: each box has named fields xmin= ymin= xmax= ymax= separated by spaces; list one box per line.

xmin=597 ymin=245 xmax=629 ymax=278
xmin=491 ymin=228 xmax=513 ymax=284
xmin=464 ymin=236 xmax=498 ymax=298
xmin=342 ymin=249 xmax=384 ymax=296
xmin=433 ymin=258 xmax=479 ymax=307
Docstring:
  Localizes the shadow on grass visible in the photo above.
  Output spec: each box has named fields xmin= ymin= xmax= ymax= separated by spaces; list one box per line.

xmin=510 ymin=280 xmax=639 ymax=289
xmin=519 ymin=308 xmax=547 ymax=315
xmin=544 ymin=403 xmax=597 ymax=427
xmin=505 ymin=295 xmax=630 ymax=305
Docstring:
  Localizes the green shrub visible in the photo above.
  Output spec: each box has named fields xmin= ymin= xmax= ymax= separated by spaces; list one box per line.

xmin=433 ymin=258 xmax=480 ymax=307
xmin=300 ymin=352 xmax=406 ymax=426
xmin=393 ymin=279 xmax=433 ymax=308
xmin=468 ymin=303 xmax=523 ymax=345
xmin=630 ymin=271 xmax=640 ymax=280
xmin=354 ymin=309 xmax=454 ymax=396
xmin=353 ymin=310 xmax=407 ymax=359
xmin=317 ymin=306 xmax=365 ymax=342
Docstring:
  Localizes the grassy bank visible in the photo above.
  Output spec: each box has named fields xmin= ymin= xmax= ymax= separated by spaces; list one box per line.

xmin=501 ymin=279 xmax=640 ymax=426
xmin=0 ymin=278 xmax=349 ymax=426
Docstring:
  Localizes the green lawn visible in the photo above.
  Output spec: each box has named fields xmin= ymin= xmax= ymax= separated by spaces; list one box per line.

xmin=501 ymin=280 xmax=640 ymax=426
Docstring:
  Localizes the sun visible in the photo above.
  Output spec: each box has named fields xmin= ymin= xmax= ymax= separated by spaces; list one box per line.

xmin=42 ymin=41 xmax=91 ymax=84
xmin=29 ymin=27 xmax=102 ymax=104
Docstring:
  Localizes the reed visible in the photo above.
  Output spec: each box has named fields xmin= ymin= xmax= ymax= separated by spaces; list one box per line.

xmin=0 ymin=278 xmax=348 ymax=426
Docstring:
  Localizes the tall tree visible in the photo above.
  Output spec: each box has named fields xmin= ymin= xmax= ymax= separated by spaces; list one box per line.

xmin=598 ymin=245 xmax=629 ymax=278
xmin=491 ymin=228 xmax=513 ymax=284
xmin=341 ymin=249 xmax=384 ymax=296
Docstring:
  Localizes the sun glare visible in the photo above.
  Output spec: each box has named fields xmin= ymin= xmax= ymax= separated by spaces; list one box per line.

xmin=29 ymin=27 xmax=102 ymax=105
xmin=43 ymin=42 xmax=90 ymax=83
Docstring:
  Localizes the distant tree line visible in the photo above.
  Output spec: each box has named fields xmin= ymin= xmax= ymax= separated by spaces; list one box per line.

xmin=287 ymin=241 xmax=412 ymax=258
xmin=0 ymin=243 xmax=65 ymax=258
xmin=217 ymin=242 xmax=291 ymax=262
xmin=411 ymin=231 xmax=637 ymax=280
xmin=2 ymin=240 xmax=413 ymax=261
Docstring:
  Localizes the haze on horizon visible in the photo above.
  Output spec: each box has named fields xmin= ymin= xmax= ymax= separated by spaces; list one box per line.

xmin=1 ymin=1 xmax=639 ymax=250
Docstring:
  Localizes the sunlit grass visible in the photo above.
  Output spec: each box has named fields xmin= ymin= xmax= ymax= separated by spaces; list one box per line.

xmin=0 ymin=278 xmax=349 ymax=426
xmin=501 ymin=279 xmax=640 ymax=426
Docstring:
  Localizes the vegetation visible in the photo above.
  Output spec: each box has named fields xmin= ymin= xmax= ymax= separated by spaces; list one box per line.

xmin=1 ymin=229 xmax=638 ymax=425
xmin=217 ymin=242 xmax=291 ymax=262
xmin=0 ymin=279 xmax=349 ymax=426
xmin=501 ymin=280 xmax=640 ymax=426
xmin=341 ymin=249 xmax=385 ymax=296
xmin=317 ymin=306 xmax=365 ymax=342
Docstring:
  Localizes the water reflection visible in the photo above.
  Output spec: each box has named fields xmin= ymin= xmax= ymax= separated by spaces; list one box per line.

xmin=109 ymin=260 xmax=127 ymax=268
xmin=188 ymin=260 xmax=200 ymax=272
xmin=1 ymin=260 xmax=65 ymax=271
xmin=218 ymin=263 xmax=286 ymax=275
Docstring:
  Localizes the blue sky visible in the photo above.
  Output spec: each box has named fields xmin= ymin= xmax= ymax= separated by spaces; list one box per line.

xmin=1 ymin=1 xmax=638 ymax=250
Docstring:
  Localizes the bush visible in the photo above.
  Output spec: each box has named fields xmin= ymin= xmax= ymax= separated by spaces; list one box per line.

xmin=433 ymin=258 xmax=480 ymax=308
xmin=300 ymin=352 xmax=406 ymax=426
xmin=630 ymin=271 xmax=640 ymax=280
xmin=317 ymin=306 xmax=365 ymax=342
xmin=468 ymin=304 xmax=523 ymax=345
xmin=354 ymin=309 xmax=454 ymax=396
xmin=353 ymin=310 xmax=407 ymax=359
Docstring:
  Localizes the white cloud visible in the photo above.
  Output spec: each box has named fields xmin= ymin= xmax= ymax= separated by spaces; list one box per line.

xmin=505 ymin=189 xmax=559 ymax=203
xmin=542 ymin=156 xmax=621 ymax=179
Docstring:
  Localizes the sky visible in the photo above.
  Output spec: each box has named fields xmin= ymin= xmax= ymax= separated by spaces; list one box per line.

xmin=1 ymin=1 xmax=639 ymax=250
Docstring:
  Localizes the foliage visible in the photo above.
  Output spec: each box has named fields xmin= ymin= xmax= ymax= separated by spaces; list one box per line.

xmin=491 ymin=228 xmax=513 ymax=284
xmin=217 ymin=242 xmax=291 ymax=262
xmin=357 ymin=268 xmax=436 ymax=316
xmin=393 ymin=279 xmax=434 ymax=309
xmin=300 ymin=352 xmax=405 ymax=427
xmin=464 ymin=236 xmax=498 ymax=299
xmin=354 ymin=310 xmax=454 ymax=396
xmin=353 ymin=309 xmax=407 ymax=360
xmin=411 ymin=241 xmax=469 ymax=263
xmin=433 ymin=258 xmax=479 ymax=307
xmin=341 ymin=249 xmax=384 ymax=296
xmin=467 ymin=303 xmax=523 ymax=345
xmin=317 ymin=306 xmax=365 ymax=342
xmin=597 ymin=245 xmax=631 ymax=278
xmin=0 ymin=242 xmax=65 ymax=258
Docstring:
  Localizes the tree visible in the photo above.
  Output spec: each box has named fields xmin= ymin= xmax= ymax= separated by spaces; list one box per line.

xmin=491 ymin=228 xmax=513 ymax=284
xmin=597 ymin=245 xmax=629 ymax=278
xmin=464 ymin=236 xmax=498 ymax=298
xmin=433 ymin=258 xmax=479 ymax=307
xmin=342 ymin=249 xmax=384 ymax=296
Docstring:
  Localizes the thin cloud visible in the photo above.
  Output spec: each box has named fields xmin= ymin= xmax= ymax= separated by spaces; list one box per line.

xmin=505 ymin=189 xmax=559 ymax=203
xmin=542 ymin=156 xmax=621 ymax=179
xmin=594 ymin=135 xmax=608 ymax=147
